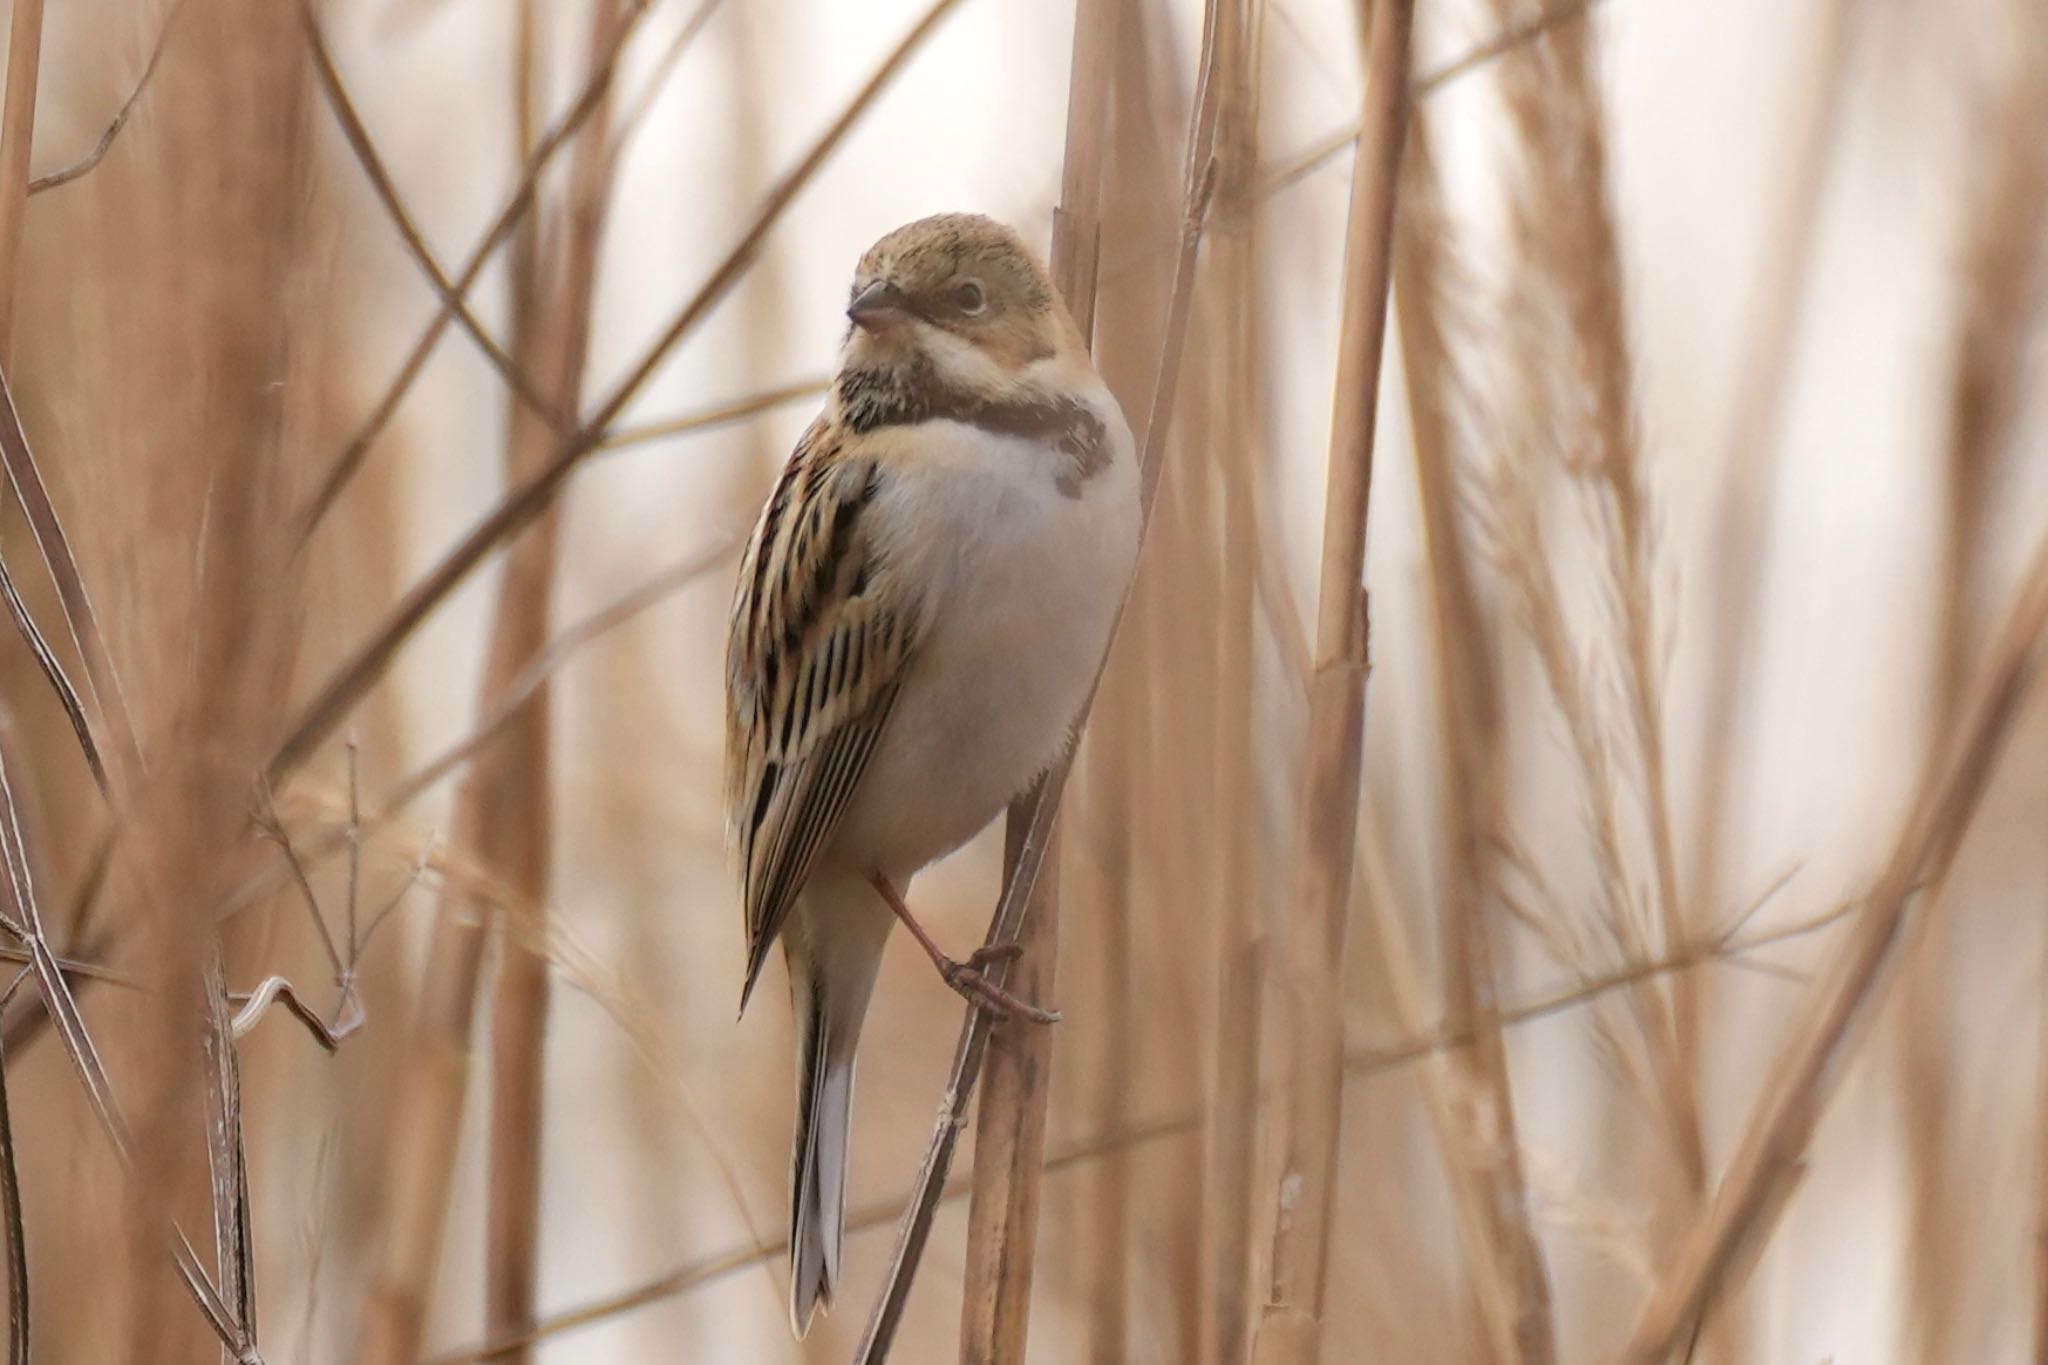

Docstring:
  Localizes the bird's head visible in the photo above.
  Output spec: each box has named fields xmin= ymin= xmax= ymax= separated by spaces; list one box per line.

xmin=838 ymin=214 xmax=1084 ymax=398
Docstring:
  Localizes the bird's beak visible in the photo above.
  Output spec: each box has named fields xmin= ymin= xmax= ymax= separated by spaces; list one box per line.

xmin=848 ymin=279 xmax=913 ymax=331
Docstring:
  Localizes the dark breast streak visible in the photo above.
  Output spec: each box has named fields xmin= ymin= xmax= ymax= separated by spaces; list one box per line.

xmin=837 ymin=364 xmax=1107 ymax=499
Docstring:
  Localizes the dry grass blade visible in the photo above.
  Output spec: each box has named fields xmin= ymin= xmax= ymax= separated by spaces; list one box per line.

xmin=269 ymin=0 xmax=969 ymax=785
xmin=0 ymin=364 xmax=141 ymax=784
xmin=1622 ymin=529 xmax=2048 ymax=1362
xmin=1418 ymin=0 xmax=1608 ymax=95
xmin=0 ymin=550 xmax=105 ymax=789
xmin=27 ymin=0 xmax=183 ymax=195
xmin=1249 ymin=1 xmax=1409 ymax=1359
xmin=568 ymin=0 xmax=973 ymax=443
xmin=1346 ymin=900 xmax=1853 ymax=1073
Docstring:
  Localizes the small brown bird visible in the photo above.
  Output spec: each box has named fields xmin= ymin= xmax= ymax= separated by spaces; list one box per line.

xmin=724 ymin=213 xmax=1139 ymax=1334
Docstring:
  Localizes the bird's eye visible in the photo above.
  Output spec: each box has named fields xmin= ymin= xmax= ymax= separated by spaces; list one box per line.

xmin=952 ymin=280 xmax=987 ymax=315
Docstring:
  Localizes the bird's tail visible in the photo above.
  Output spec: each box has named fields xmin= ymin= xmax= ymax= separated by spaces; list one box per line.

xmin=788 ymin=937 xmax=858 ymax=1338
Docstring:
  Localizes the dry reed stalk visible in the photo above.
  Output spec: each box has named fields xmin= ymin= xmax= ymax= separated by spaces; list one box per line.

xmin=1083 ymin=673 xmax=1138 ymax=1365
xmin=268 ymin=0 xmax=969 ymax=785
xmin=1622 ymin=526 xmax=2048 ymax=1363
xmin=1071 ymin=13 xmax=1196 ymax=1337
xmin=358 ymin=6 xmax=622 ymax=1354
xmin=1200 ymin=3 xmax=1268 ymax=1360
xmin=0 ymin=0 xmax=42 ymax=353
xmin=83 ymin=2 xmax=314 ymax=1356
xmin=959 ymin=2 xmax=1121 ymax=1358
xmin=1390 ymin=106 xmax=1558 ymax=1365
xmin=483 ymin=0 xmax=622 ymax=1352
xmin=1248 ymin=1 xmax=1409 ymax=1359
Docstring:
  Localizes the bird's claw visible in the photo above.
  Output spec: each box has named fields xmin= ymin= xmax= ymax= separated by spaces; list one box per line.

xmin=940 ymin=956 xmax=1059 ymax=1025
xmin=969 ymin=941 xmax=1025 ymax=969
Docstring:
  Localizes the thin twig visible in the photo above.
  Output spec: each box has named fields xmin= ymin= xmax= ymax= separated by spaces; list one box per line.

xmin=294 ymin=0 xmax=657 ymax=538
xmin=27 ymin=0 xmax=184 ymax=194
xmin=602 ymin=0 xmax=728 ymax=175
xmin=382 ymin=538 xmax=732 ymax=812
xmin=590 ymin=375 xmax=827 ymax=455
xmin=300 ymin=2 xmax=564 ymax=429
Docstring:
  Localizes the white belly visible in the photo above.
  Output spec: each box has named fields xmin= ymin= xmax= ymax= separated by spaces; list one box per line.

xmin=828 ymin=415 xmax=1138 ymax=878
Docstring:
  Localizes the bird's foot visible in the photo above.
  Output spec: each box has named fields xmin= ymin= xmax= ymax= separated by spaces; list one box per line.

xmin=939 ymin=951 xmax=1059 ymax=1025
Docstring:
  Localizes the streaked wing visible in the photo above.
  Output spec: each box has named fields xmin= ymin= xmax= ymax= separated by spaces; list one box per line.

xmin=726 ymin=419 xmax=915 ymax=1007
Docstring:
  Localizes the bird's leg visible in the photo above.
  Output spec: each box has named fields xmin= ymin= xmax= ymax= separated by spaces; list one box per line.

xmin=867 ymin=872 xmax=1059 ymax=1025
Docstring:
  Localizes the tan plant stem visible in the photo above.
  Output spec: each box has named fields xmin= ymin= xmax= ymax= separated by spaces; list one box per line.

xmin=0 ymin=0 xmax=43 ymax=355
xmin=1248 ymin=1 xmax=1409 ymax=1359
xmin=1200 ymin=3 xmax=1268 ymax=1362
xmin=483 ymin=0 xmax=619 ymax=1353
xmin=359 ymin=4 xmax=620 ymax=1357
